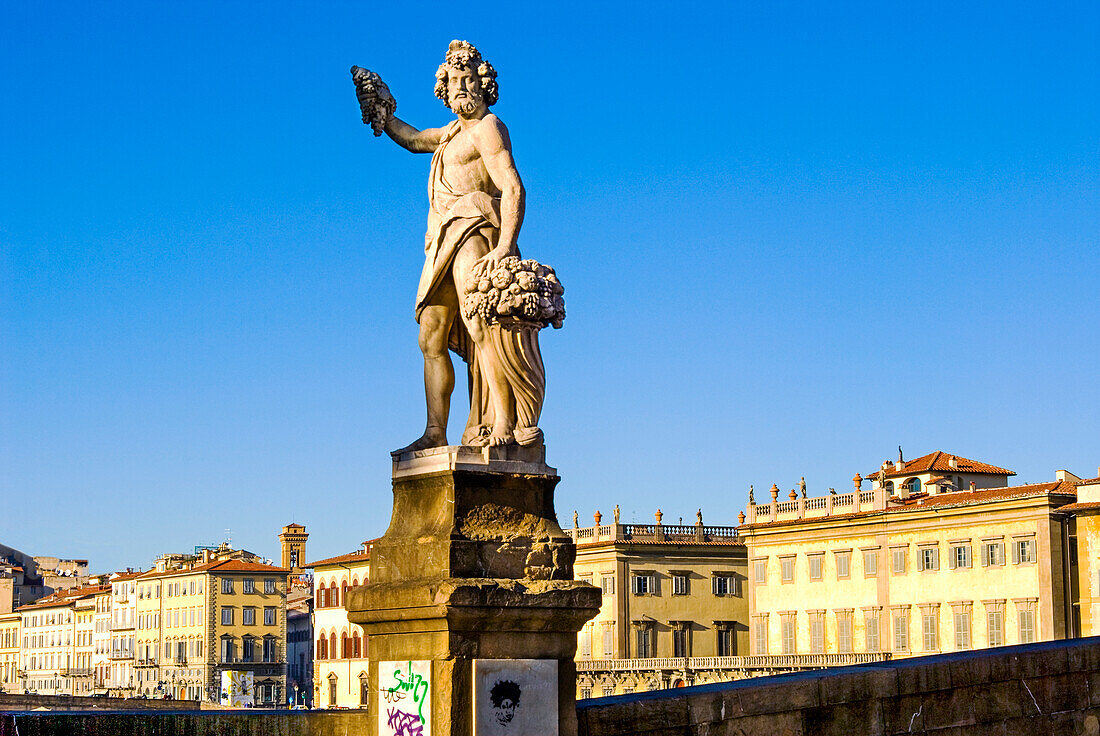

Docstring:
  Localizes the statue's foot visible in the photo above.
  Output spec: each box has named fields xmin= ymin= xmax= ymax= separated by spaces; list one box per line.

xmin=487 ymin=428 xmax=515 ymax=446
xmin=395 ymin=430 xmax=447 ymax=455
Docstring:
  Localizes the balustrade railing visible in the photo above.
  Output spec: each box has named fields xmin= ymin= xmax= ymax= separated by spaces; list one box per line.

xmin=576 ymin=652 xmax=890 ymax=673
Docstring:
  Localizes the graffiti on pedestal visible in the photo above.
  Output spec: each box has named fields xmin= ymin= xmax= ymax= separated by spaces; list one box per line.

xmin=379 ymin=660 xmax=431 ymax=736
xmin=473 ymin=659 xmax=558 ymax=736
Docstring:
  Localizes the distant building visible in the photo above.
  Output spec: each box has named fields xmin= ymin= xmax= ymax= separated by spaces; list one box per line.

xmin=16 ymin=584 xmax=104 ymax=695
xmin=286 ymin=581 xmax=313 ymax=707
xmin=0 ymin=611 xmax=19 ymax=690
xmin=134 ymin=547 xmax=289 ymax=704
xmin=106 ymin=570 xmax=141 ymax=694
xmin=1058 ymin=472 xmax=1100 ymax=636
xmin=570 ymin=509 xmax=753 ymax=698
xmin=305 ymin=544 xmax=370 ymax=709
xmin=279 ymin=524 xmax=309 ymax=579
xmin=741 ymin=452 xmax=1082 ymax=659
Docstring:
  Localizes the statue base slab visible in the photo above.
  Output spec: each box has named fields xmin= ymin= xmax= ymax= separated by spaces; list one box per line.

xmin=347 ymin=446 xmax=600 ymax=736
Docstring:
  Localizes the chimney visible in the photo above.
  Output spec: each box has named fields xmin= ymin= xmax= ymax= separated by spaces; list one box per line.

xmin=894 ymin=461 xmax=904 ymax=472
xmin=969 ymin=480 xmax=976 ymax=491
xmin=948 ymin=455 xmax=957 ymax=469
xmin=201 ymin=549 xmax=212 ymax=564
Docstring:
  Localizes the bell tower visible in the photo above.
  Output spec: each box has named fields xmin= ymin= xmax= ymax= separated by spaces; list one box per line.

xmin=278 ymin=523 xmax=308 ymax=577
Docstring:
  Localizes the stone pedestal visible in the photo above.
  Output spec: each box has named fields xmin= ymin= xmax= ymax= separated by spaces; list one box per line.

xmin=347 ymin=445 xmax=601 ymax=736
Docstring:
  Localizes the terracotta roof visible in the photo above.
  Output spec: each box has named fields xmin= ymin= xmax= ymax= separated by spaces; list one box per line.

xmin=1059 ymin=501 xmax=1100 ymax=512
xmin=865 ymin=451 xmax=1015 ymax=480
xmin=16 ymin=597 xmax=74 ymax=612
xmin=742 ymin=480 xmax=1078 ymax=531
xmin=109 ymin=571 xmax=145 ymax=581
xmin=1077 ymin=477 xmax=1100 ymax=486
xmin=305 ymin=550 xmax=371 ymax=568
xmin=138 ymin=559 xmax=288 ymax=580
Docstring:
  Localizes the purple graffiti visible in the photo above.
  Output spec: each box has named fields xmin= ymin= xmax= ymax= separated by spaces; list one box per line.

xmin=387 ymin=707 xmax=424 ymax=736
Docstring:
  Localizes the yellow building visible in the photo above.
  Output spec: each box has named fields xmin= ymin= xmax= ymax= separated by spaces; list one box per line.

xmin=71 ymin=591 xmax=98 ymax=695
xmin=742 ymin=452 xmax=1080 ymax=659
xmin=306 ymin=545 xmax=370 ymax=709
xmin=570 ymin=509 xmax=748 ymax=697
xmin=135 ymin=551 xmax=289 ymax=704
xmin=15 ymin=585 xmax=102 ymax=695
xmin=1060 ymin=472 xmax=1100 ymax=635
xmin=0 ymin=611 xmax=19 ymax=690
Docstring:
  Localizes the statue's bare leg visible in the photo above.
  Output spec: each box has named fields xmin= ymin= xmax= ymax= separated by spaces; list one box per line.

xmin=453 ymin=236 xmax=515 ymax=445
xmin=396 ymin=302 xmax=456 ymax=453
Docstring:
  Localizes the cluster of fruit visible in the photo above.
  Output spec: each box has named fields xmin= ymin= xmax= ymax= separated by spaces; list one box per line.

xmin=462 ymin=256 xmax=565 ymax=329
xmin=350 ymin=66 xmax=396 ymax=137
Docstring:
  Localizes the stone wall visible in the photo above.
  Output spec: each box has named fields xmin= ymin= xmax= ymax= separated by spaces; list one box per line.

xmin=577 ymin=636 xmax=1100 ymax=736
xmin=0 ymin=693 xmax=196 ymax=711
xmin=0 ymin=711 xmax=367 ymax=736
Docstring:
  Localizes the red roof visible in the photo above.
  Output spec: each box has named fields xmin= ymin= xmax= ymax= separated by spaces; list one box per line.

xmin=305 ymin=550 xmax=371 ymax=568
xmin=1059 ymin=501 xmax=1100 ymax=512
xmin=138 ymin=559 xmax=288 ymax=580
xmin=742 ymin=480 xmax=1077 ymax=530
xmin=865 ymin=451 xmax=1015 ymax=480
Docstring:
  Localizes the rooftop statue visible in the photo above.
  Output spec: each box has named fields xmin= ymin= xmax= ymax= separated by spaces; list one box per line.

xmin=352 ymin=41 xmax=564 ymax=453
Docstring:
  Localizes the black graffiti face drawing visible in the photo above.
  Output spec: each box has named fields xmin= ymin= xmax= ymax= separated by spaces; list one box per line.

xmin=489 ymin=679 xmax=521 ymax=727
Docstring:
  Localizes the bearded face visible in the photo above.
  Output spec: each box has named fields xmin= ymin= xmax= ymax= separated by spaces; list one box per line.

xmin=446 ymin=65 xmax=484 ymax=117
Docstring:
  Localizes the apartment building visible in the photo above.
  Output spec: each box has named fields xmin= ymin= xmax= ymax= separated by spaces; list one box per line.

xmin=741 ymin=452 xmax=1080 ymax=659
xmin=306 ymin=545 xmax=370 ymax=709
xmin=0 ymin=611 xmax=19 ymax=690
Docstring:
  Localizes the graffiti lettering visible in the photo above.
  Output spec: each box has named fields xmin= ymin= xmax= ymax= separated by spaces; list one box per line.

xmin=383 ymin=661 xmax=429 ymax=723
xmin=386 ymin=707 xmax=424 ymax=736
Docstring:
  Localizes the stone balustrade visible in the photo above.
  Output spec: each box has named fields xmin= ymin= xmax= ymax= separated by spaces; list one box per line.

xmin=570 ymin=521 xmax=741 ymax=544
xmin=746 ymin=486 xmax=890 ymax=524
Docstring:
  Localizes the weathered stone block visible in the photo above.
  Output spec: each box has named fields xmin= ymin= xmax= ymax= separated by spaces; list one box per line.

xmin=882 ymin=693 xmax=926 ymax=735
xmin=802 ymin=701 xmax=885 ymax=736
xmin=819 ymin=665 xmax=897 ymax=705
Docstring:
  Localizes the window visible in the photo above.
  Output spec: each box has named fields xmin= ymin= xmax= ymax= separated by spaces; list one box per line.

xmin=835 ymin=552 xmax=850 ymax=579
xmin=220 ymin=606 xmax=233 ymax=625
xmin=603 ymin=687 xmax=614 ymax=697
xmin=1018 ymin=606 xmax=1036 ymax=643
xmin=892 ymin=611 xmax=909 ymax=652
xmin=917 ymin=546 xmax=939 ymax=571
xmin=635 ymin=627 xmax=653 ymax=658
xmin=328 ymin=676 xmax=337 ymax=706
xmin=264 ymin=607 xmax=276 ymax=626
xmin=808 ymin=554 xmax=823 ymax=581
xmin=242 ymin=637 xmax=255 ymax=662
xmin=580 ymin=625 xmax=592 ymax=658
xmin=673 ymin=627 xmax=690 ymax=657
xmin=600 ymin=575 xmax=614 ymax=595
xmin=359 ymin=674 xmax=369 ymax=706
xmin=712 ymin=574 xmax=735 ymax=596
xmin=262 ymin=637 xmax=276 ymax=662
xmin=863 ymin=549 xmax=878 ymax=576
xmin=221 ymin=578 xmax=233 ymax=594
xmin=809 ymin=614 xmax=824 ymax=654
xmin=717 ymin=627 xmax=734 ymax=657
xmin=780 ymin=557 xmax=794 ymax=583
xmin=264 ymin=579 xmax=277 ymax=595
xmin=836 ymin=614 xmax=852 ymax=654
xmin=987 ymin=607 xmax=1005 ymax=647
xmin=891 ymin=547 xmax=907 ymax=574
xmin=221 ymin=637 xmax=235 ymax=663
xmin=922 ymin=610 xmax=938 ymax=651
xmin=981 ymin=541 xmax=1005 ymax=566
xmin=243 ymin=579 xmax=255 ymax=594
xmin=781 ymin=616 xmax=796 ymax=654
xmin=950 ymin=545 xmax=971 ymax=569
xmin=953 ymin=611 xmax=971 ymax=650
xmin=580 ymin=688 xmax=592 ymax=700
xmin=672 ymin=574 xmax=688 ymax=595
xmin=602 ymin=623 xmax=614 ymax=656
xmin=1013 ymin=539 xmax=1035 ymax=564
xmin=753 ymin=559 xmax=767 ymax=584
xmin=631 ymin=573 xmax=654 ymax=595
xmin=242 ymin=607 xmax=255 ymax=626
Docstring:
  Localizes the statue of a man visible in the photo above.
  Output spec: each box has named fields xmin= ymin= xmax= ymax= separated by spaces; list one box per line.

xmin=361 ymin=41 xmax=527 ymax=452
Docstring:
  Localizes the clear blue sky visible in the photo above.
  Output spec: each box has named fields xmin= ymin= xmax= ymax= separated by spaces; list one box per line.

xmin=2 ymin=2 xmax=1098 ymax=573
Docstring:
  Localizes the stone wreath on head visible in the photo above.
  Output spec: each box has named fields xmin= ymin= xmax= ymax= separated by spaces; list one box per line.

xmin=435 ymin=40 xmax=499 ymax=107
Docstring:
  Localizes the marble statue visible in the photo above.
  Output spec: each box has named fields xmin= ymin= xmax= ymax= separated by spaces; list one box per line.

xmin=352 ymin=41 xmax=564 ymax=452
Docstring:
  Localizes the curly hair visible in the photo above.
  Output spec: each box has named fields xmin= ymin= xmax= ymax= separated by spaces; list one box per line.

xmin=434 ymin=39 xmax=498 ymax=108
xmin=489 ymin=679 xmax=521 ymax=707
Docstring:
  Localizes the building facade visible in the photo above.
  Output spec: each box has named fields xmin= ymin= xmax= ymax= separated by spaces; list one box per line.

xmin=306 ymin=546 xmax=370 ymax=709
xmin=570 ymin=510 xmax=754 ymax=698
xmin=107 ymin=571 xmax=140 ymax=694
xmin=742 ymin=453 xmax=1080 ymax=660
xmin=0 ymin=611 xmax=19 ymax=690
xmin=134 ymin=552 xmax=290 ymax=704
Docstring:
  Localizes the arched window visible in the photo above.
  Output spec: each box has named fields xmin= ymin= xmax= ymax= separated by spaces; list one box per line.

xmin=351 ymin=576 xmax=359 ymax=588
xmin=341 ymin=582 xmax=349 ymax=606
xmin=341 ymin=632 xmax=350 ymax=659
xmin=316 ymin=635 xmax=326 ymax=660
xmin=316 ymin=583 xmax=325 ymax=608
xmin=905 ymin=478 xmax=920 ymax=495
xmin=352 ymin=632 xmax=362 ymax=658
xmin=329 ymin=633 xmax=337 ymax=661
xmin=885 ymin=481 xmax=895 ymax=496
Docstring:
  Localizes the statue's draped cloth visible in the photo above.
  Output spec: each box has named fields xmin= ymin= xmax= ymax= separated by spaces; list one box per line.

xmin=415 ymin=121 xmax=546 ymax=446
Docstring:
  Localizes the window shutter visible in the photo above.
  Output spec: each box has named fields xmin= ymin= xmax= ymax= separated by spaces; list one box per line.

xmin=981 ymin=544 xmax=989 ymax=567
xmin=1011 ymin=542 xmax=1019 ymax=564
xmin=917 ymin=552 xmax=924 ymax=572
xmin=712 ymin=577 xmax=719 ymax=595
xmin=948 ymin=549 xmax=956 ymax=569
xmin=933 ymin=548 xmax=939 ymax=569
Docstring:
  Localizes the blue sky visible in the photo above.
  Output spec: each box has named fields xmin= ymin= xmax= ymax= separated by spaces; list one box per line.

xmin=2 ymin=2 xmax=1098 ymax=573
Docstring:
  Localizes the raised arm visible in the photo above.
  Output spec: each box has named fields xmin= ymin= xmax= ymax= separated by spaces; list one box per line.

xmin=384 ymin=116 xmax=446 ymax=154
xmin=473 ymin=115 xmax=525 ymax=257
